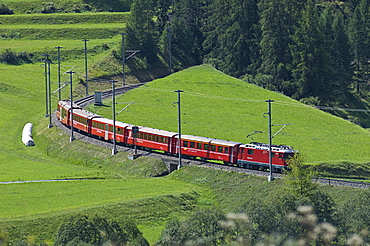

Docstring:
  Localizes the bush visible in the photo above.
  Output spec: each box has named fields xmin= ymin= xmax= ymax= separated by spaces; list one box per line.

xmin=299 ymin=96 xmax=321 ymax=106
xmin=40 ymin=2 xmax=56 ymax=14
xmin=0 ymin=49 xmax=32 ymax=65
xmin=55 ymin=214 xmax=148 ymax=246
xmin=0 ymin=4 xmax=13 ymax=14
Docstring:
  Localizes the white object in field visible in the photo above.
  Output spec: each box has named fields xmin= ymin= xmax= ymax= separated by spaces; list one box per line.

xmin=22 ymin=123 xmax=35 ymax=147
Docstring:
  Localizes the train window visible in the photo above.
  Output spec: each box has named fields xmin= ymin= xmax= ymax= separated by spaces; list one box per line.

xmin=218 ymin=146 xmax=223 ymax=153
xmin=183 ymin=141 xmax=188 ymax=147
xmin=248 ymin=149 xmax=254 ymax=155
xmin=224 ymin=147 xmax=229 ymax=153
xmin=204 ymin=144 xmax=209 ymax=150
xmin=190 ymin=142 xmax=195 ymax=148
xmin=197 ymin=143 xmax=202 ymax=149
xmin=270 ymin=152 xmax=275 ymax=158
xmin=211 ymin=145 xmax=216 ymax=152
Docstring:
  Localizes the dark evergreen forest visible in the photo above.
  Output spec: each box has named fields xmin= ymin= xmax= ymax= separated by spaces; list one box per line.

xmin=124 ymin=0 xmax=370 ymax=108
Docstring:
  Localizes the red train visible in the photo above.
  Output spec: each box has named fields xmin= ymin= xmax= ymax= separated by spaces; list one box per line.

xmin=57 ymin=100 xmax=297 ymax=172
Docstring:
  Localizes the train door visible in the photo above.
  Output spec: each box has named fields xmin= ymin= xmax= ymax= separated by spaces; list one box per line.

xmin=105 ymin=124 xmax=109 ymax=140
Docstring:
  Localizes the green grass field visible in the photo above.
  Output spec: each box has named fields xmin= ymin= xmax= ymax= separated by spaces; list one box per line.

xmin=86 ymin=65 xmax=370 ymax=165
xmin=0 ymin=7 xmax=369 ymax=245
xmin=0 ymin=178 xmax=197 ymax=218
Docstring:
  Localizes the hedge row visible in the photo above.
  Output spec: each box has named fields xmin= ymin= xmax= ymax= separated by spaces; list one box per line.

xmin=4 ymin=0 xmax=132 ymax=14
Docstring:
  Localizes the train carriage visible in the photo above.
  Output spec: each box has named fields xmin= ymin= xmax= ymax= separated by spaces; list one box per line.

xmin=177 ymin=135 xmax=241 ymax=164
xmin=91 ymin=117 xmax=130 ymax=143
xmin=71 ymin=109 xmax=101 ymax=134
xmin=57 ymin=100 xmax=82 ymax=125
xmin=130 ymin=126 xmax=177 ymax=153
xmin=237 ymin=142 xmax=297 ymax=172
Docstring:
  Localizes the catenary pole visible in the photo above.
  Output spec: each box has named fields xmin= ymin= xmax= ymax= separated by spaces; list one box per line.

xmin=266 ymin=99 xmax=275 ymax=181
xmin=111 ymin=80 xmax=118 ymax=155
xmin=47 ymin=60 xmax=53 ymax=128
xmin=67 ymin=71 xmax=76 ymax=142
xmin=82 ymin=39 xmax=89 ymax=96
xmin=121 ymin=33 xmax=126 ymax=87
xmin=55 ymin=46 xmax=63 ymax=101
xmin=42 ymin=54 xmax=49 ymax=118
xmin=174 ymin=90 xmax=183 ymax=169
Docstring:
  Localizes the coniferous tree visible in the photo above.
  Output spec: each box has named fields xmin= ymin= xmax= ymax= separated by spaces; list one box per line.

xmin=348 ymin=3 xmax=367 ymax=91
xmin=258 ymin=0 xmax=293 ymax=92
xmin=125 ymin=0 xmax=159 ymax=65
xmin=203 ymin=0 xmax=260 ymax=77
xmin=202 ymin=0 xmax=230 ymax=69
xmin=168 ymin=0 xmax=207 ymax=67
xmin=290 ymin=0 xmax=330 ymax=102
xmin=331 ymin=10 xmax=353 ymax=98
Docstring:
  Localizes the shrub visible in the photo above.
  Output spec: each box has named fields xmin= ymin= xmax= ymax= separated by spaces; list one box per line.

xmin=40 ymin=2 xmax=56 ymax=14
xmin=0 ymin=49 xmax=32 ymax=65
xmin=0 ymin=4 xmax=13 ymax=14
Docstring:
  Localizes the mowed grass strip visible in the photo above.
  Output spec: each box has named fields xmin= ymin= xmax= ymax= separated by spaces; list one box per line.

xmin=0 ymin=23 xmax=125 ymax=29
xmin=0 ymin=12 xmax=129 ymax=25
xmin=87 ymin=65 xmax=370 ymax=165
xmin=0 ymin=177 xmax=196 ymax=218
xmin=0 ymin=36 xmax=120 ymax=51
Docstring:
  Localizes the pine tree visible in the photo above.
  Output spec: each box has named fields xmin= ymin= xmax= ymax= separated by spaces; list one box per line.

xmin=348 ymin=3 xmax=367 ymax=91
xmin=203 ymin=0 xmax=260 ymax=77
xmin=290 ymin=0 xmax=330 ymax=102
xmin=168 ymin=0 xmax=208 ymax=67
xmin=125 ymin=0 xmax=159 ymax=64
xmin=331 ymin=10 xmax=353 ymax=98
xmin=258 ymin=0 xmax=293 ymax=92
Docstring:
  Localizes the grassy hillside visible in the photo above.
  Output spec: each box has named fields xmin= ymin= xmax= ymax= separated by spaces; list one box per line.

xmin=86 ymin=65 xmax=370 ymax=167
xmin=1 ymin=0 xmax=132 ymax=13
xmin=0 ymin=13 xmax=127 ymax=40
xmin=0 ymin=6 xmax=369 ymax=245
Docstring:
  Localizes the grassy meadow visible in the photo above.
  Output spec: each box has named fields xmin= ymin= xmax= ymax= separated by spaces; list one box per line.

xmin=0 ymin=7 xmax=370 ymax=245
xmin=86 ymin=65 xmax=370 ymax=166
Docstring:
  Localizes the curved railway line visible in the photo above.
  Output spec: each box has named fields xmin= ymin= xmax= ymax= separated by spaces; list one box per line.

xmin=53 ymin=83 xmax=370 ymax=190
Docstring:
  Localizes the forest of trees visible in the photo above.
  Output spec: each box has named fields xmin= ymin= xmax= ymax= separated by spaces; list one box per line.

xmin=124 ymin=0 xmax=370 ymax=105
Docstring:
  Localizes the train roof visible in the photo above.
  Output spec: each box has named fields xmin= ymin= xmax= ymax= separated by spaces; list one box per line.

xmin=240 ymin=142 xmax=297 ymax=153
xmin=134 ymin=126 xmax=178 ymax=137
xmin=180 ymin=134 xmax=241 ymax=147
xmin=73 ymin=108 xmax=102 ymax=119
xmin=93 ymin=117 xmax=132 ymax=128
xmin=58 ymin=100 xmax=81 ymax=110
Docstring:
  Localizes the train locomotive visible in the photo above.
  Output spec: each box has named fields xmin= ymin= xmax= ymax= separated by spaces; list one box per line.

xmin=57 ymin=100 xmax=297 ymax=172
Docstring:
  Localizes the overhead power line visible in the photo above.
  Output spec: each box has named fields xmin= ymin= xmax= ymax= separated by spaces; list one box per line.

xmin=314 ymin=106 xmax=370 ymax=112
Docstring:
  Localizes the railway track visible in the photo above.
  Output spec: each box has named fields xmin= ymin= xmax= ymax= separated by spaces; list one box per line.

xmin=54 ymin=83 xmax=370 ymax=190
xmin=74 ymin=83 xmax=146 ymax=108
